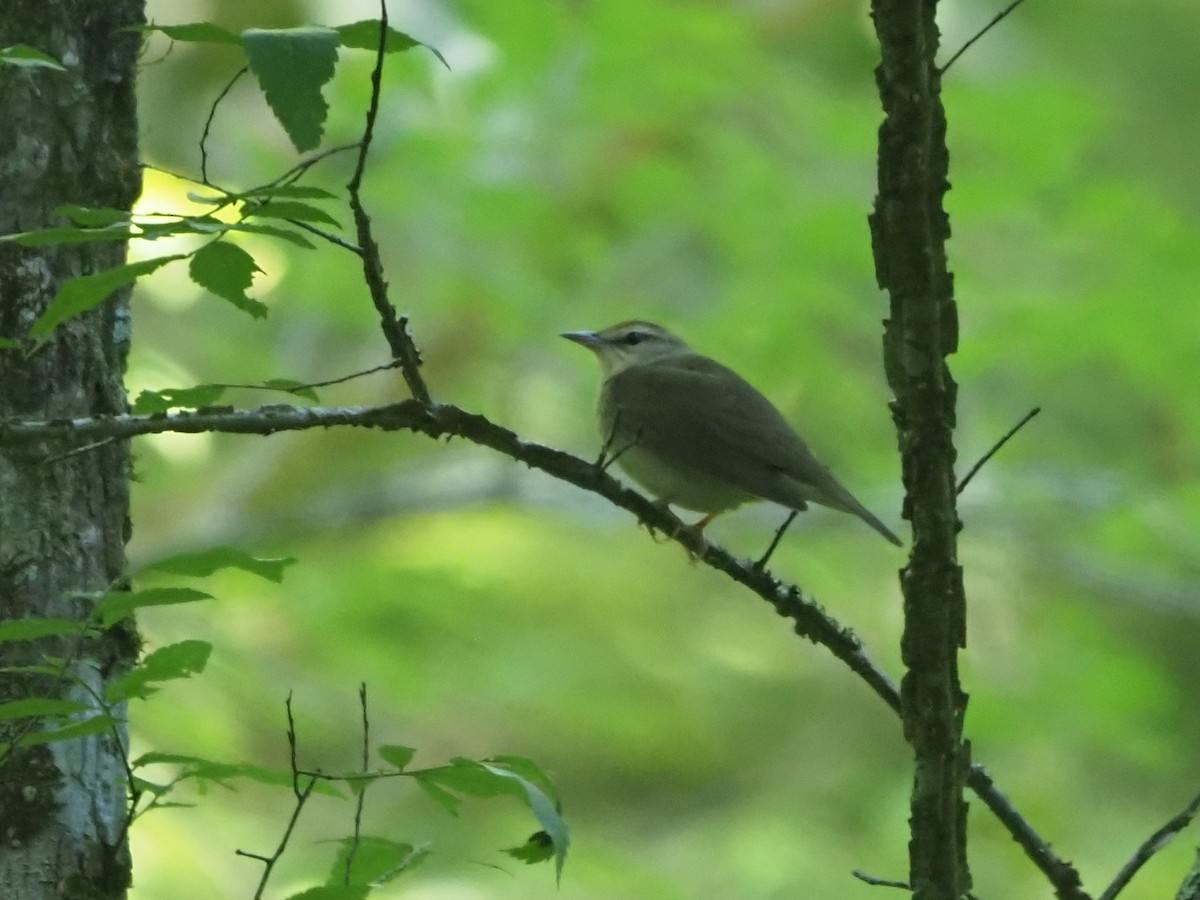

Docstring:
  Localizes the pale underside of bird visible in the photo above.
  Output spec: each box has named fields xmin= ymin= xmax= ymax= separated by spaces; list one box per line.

xmin=564 ymin=321 xmax=903 ymax=547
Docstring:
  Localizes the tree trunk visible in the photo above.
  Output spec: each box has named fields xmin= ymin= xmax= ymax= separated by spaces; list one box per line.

xmin=0 ymin=2 xmax=144 ymax=897
xmin=870 ymin=0 xmax=970 ymax=898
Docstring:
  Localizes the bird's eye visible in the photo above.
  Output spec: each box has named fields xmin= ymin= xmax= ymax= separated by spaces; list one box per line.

xmin=623 ymin=331 xmax=646 ymax=346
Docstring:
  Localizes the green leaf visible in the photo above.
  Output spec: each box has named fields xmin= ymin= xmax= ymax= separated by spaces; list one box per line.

xmin=334 ymin=21 xmax=448 ymax=69
xmin=136 ymin=23 xmax=241 ymax=45
xmin=243 ymin=27 xmax=339 ymax=153
xmin=106 ymin=640 xmax=212 ymax=702
xmin=142 ymin=546 xmax=296 ymax=583
xmin=188 ymin=242 xmax=267 ymax=318
xmin=0 ymin=44 xmax=66 ymax=70
xmin=0 ymin=618 xmax=85 ymax=642
xmin=0 ymin=224 xmax=133 ymax=247
xmin=378 ymin=744 xmax=416 ymax=771
xmin=131 ymin=384 xmax=227 ymax=414
xmin=0 ymin=336 xmax=20 ymax=349
xmin=241 ymin=184 xmax=340 ymax=201
xmin=505 ymin=830 xmax=555 ymax=865
xmin=16 ymin=714 xmax=121 ymax=748
xmin=55 ymin=205 xmax=132 ymax=227
xmin=324 ymin=837 xmax=416 ymax=886
xmin=258 ymin=378 xmax=320 ymax=401
xmin=0 ymin=698 xmax=90 ymax=721
xmin=30 ymin=255 xmax=185 ymax=342
xmin=94 ymin=587 xmax=214 ymax=626
xmin=224 ymin=222 xmax=316 ymax=249
xmin=413 ymin=775 xmax=460 ymax=815
xmin=245 ymin=200 xmax=341 ymax=228
xmin=286 ymin=886 xmax=371 ymax=900
xmin=480 ymin=762 xmax=570 ymax=880
xmin=131 ymin=752 xmax=343 ymax=797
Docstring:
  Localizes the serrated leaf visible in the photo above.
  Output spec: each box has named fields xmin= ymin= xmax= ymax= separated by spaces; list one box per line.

xmin=0 ymin=618 xmax=85 ymax=642
xmin=30 ymin=255 xmax=185 ymax=341
xmin=137 ymin=23 xmax=241 ymax=45
xmin=142 ymin=546 xmax=296 ymax=583
xmin=243 ymin=27 xmax=338 ymax=153
xmin=0 ymin=44 xmax=67 ymax=70
xmin=378 ymin=744 xmax=415 ymax=771
xmin=225 ymin=222 xmax=316 ymax=249
xmin=286 ymin=886 xmax=371 ymax=900
xmin=188 ymin=241 xmax=266 ymax=318
xmin=245 ymin=200 xmax=341 ymax=228
xmin=55 ymin=205 xmax=131 ymax=227
xmin=0 ymin=698 xmax=91 ymax=721
xmin=324 ymin=836 xmax=414 ymax=886
xmin=413 ymin=775 xmax=460 ymax=815
xmin=334 ymin=21 xmax=448 ymax=69
xmin=242 ymin=184 xmax=339 ymax=201
xmin=132 ymin=384 xmax=227 ymax=414
xmin=94 ymin=587 xmax=213 ymax=626
xmin=0 ymin=224 xmax=133 ymax=247
xmin=106 ymin=640 xmax=212 ymax=702
xmin=17 ymin=714 xmax=121 ymax=748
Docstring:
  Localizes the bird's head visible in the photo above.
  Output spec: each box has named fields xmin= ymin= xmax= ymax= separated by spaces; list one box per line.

xmin=561 ymin=320 xmax=690 ymax=377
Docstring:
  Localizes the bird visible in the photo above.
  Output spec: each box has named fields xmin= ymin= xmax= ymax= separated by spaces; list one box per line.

xmin=562 ymin=320 xmax=902 ymax=546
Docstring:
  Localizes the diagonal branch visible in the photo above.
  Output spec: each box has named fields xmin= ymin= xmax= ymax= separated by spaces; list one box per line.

xmin=0 ymin=397 xmax=1080 ymax=891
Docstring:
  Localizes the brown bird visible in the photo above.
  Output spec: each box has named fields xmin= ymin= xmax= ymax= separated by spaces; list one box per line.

xmin=563 ymin=320 xmax=902 ymax=546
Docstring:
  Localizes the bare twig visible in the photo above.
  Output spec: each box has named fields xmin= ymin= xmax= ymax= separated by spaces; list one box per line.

xmin=1099 ymin=789 xmax=1200 ymax=900
xmin=286 ymin=218 xmax=363 ymax=254
xmin=200 ymin=66 xmax=248 ymax=187
xmin=236 ymin=693 xmax=319 ymax=899
xmin=345 ymin=1 xmax=432 ymax=406
xmin=956 ymin=406 xmax=1041 ymax=495
xmin=755 ymin=510 xmax=798 ymax=570
xmin=852 ymin=869 xmax=910 ymax=889
xmin=939 ymin=0 xmax=1031 ymax=75
xmin=343 ymin=683 xmax=371 ymax=885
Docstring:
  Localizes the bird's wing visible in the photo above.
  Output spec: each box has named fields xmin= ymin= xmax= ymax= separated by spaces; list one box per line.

xmin=604 ymin=354 xmax=841 ymax=510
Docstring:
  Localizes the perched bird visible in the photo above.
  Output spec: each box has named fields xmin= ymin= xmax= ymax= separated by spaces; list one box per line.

xmin=562 ymin=320 xmax=902 ymax=546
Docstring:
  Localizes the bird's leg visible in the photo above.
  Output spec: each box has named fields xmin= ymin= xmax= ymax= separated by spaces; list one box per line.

xmin=754 ymin=510 xmax=799 ymax=571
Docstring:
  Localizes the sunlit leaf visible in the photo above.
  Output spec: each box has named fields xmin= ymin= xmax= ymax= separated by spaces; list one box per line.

xmin=378 ymin=744 xmax=416 ymax=771
xmin=0 ymin=44 xmax=66 ymax=70
xmin=0 ymin=618 xmax=85 ymax=642
xmin=324 ymin=836 xmax=415 ymax=886
xmin=136 ymin=23 xmax=241 ymax=45
xmin=94 ymin=587 xmax=214 ymax=626
xmin=334 ymin=21 xmax=448 ymax=69
xmin=0 ymin=698 xmax=90 ymax=721
xmin=132 ymin=384 xmax=227 ymax=414
xmin=142 ymin=546 xmax=296 ymax=582
xmin=15 ymin=714 xmax=121 ymax=748
xmin=245 ymin=200 xmax=341 ymax=228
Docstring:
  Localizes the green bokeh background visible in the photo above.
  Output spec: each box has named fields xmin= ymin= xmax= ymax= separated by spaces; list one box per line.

xmin=126 ymin=0 xmax=1200 ymax=897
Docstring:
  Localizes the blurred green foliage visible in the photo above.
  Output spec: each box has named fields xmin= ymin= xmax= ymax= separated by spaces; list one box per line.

xmin=126 ymin=0 xmax=1200 ymax=897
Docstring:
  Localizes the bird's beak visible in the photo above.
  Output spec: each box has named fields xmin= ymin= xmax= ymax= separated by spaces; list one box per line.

xmin=561 ymin=330 xmax=602 ymax=349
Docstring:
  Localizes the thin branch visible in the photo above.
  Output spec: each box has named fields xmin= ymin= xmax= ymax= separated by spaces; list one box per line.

xmin=345 ymin=1 xmax=433 ymax=406
xmin=852 ymin=869 xmax=910 ymax=889
xmin=200 ymin=66 xmax=248 ymax=186
xmin=1099 ymin=789 xmax=1200 ymax=900
xmin=286 ymin=218 xmax=364 ymax=254
xmin=939 ymin=0 xmax=1030 ymax=75
xmin=343 ymin=683 xmax=371 ymax=886
xmin=956 ymin=407 xmax=1041 ymax=495
xmin=236 ymin=693 xmax=319 ymax=900
xmin=755 ymin=510 xmax=798 ymax=571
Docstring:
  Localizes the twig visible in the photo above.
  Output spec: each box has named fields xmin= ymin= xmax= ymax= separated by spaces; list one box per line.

xmin=200 ymin=66 xmax=248 ymax=186
xmin=345 ymin=1 xmax=433 ymax=406
xmin=236 ymin=693 xmax=319 ymax=899
xmin=286 ymin=218 xmax=363 ymax=254
xmin=852 ymin=869 xmax=910 ymax=889
xmin=1098 ymin=789 xmax=1200 ymax=900
xmin=939 ymin=0 xmax=1030 ymax=75
xmin=956 ymin=406 xmax=1041 ymax=495
xmin=343 ymin=683 xmax=371 ymax=885
xmin=755 ymin=510 xmax=798 ymax=570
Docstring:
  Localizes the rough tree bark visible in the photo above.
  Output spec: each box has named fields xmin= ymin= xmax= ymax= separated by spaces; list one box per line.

xmin=869 ymin=1 xmax=970 ymax=898
xmin=0 ymin=2 xmax=144 ymax=898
